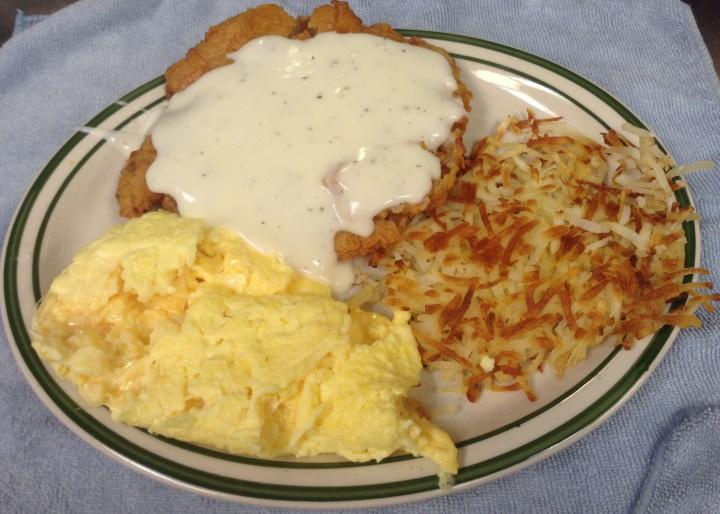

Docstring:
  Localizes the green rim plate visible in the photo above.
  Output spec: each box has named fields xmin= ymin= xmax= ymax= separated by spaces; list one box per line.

xmin=1 ymin=30 xmax=697 ymax=508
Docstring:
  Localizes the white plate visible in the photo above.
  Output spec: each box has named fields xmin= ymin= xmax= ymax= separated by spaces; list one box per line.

xmin=1 ymin=31 xmax=699 ymax=509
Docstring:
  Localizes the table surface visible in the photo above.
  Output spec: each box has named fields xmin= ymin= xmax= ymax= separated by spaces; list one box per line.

xmin=1 ymin=0 xmax=719 ymax=77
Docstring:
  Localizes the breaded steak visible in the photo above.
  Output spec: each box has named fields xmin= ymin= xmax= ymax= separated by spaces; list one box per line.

xmin=116 ymin=1 xmax=472 ymax=260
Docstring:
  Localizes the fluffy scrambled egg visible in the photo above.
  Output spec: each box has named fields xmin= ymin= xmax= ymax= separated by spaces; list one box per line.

xmin=32 ymin=212 xmax=457 ymax=474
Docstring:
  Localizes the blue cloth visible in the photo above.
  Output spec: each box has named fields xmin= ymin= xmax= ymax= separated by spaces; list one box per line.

xmin=12 ymin=11 xmax=45 ymax=34
xmin=2 ymin=1 xmax=719 ymax=512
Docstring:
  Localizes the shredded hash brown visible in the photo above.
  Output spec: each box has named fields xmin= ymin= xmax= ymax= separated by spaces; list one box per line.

xmin=370 ymin=111 xmax=718 ymax=402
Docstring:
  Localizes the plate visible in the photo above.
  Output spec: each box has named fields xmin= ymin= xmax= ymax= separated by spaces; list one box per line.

xmin=1 ymin=31 xmax=698 ymax=509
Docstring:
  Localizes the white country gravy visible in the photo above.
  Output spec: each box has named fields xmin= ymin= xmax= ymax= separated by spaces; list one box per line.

xmin=147 ymin=32 xmax=465 ymax=293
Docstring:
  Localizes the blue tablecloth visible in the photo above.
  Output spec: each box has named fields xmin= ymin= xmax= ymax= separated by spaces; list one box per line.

xmin=1 ymin=1 xmax=719 ymax=512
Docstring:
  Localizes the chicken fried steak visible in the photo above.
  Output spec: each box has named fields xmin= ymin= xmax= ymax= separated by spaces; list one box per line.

xmin=116 ymin=1 xmax=471 ymax=260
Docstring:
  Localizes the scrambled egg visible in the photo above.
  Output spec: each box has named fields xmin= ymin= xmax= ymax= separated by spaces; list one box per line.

xmin=32 ymin=212 xmax=457 ymax=474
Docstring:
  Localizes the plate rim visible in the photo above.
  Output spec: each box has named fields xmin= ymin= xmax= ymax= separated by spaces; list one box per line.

xmin=0 ymin=29 xmax=699 ymax=508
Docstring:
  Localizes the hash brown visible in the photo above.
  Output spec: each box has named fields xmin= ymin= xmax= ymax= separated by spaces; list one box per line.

xmin=371 ymin=112 xmax=718 ymax=402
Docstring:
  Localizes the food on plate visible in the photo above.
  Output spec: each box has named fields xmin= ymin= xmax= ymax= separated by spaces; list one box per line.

xmin=116 ymin=1 xmax=471 ymax=273
xmin=34 ymin=0 xmax=470 ymax=481
xmin=144 ymin=30 xmax=466 ymax=294
xmin=371 ymin=111 xmax=718 ymax=401
xmin=29 ymin=0 xmax=717 ymax=487
xmin=31 ymin=212 xmax=457 ymax=475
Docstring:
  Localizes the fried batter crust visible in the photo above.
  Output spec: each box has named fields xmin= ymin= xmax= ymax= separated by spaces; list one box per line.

xmin=116 ymin=1 xmax=472 ymax=260
xmin=165 ymin=4 xmax=300 ymax=96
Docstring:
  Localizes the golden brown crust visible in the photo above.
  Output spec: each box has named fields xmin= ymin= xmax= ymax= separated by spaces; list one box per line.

xmin=116 ymin=0 xmax=472 ymax=259
xmin=117 ymin=136 xmax=178 ymax=218
xmin=306 ymin=1 xmax=364 ymax=33
xmin=165 ymin=4 xmax=299 ymax=96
